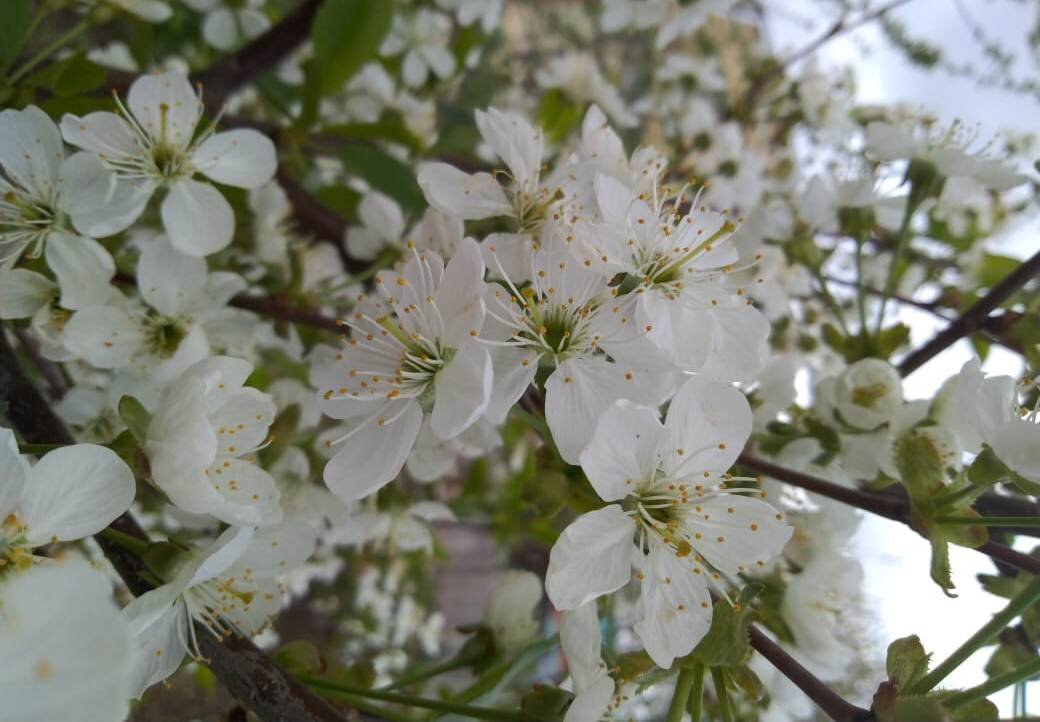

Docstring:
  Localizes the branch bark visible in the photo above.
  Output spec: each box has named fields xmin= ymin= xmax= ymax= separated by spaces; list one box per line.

xmin=747 ymin=627 xmax=873 ymax=722
xmin=195 ymin=0 xmax=322 ymax=111
xmin=738 ymin=452 xmax=1040 ymax=576
xmin=0 ymin=329 xmax=361 ymax=722
xmin=898 ymin=249 xmax=1040 ymax=376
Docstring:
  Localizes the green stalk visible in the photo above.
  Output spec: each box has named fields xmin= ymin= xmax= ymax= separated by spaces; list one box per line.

xmin=299 ymin=676 xmax=528 ymax=721
xmin=98 ymin=527 xmax=150 ymax=555
xmin=687 ymin=662 xmax=705 ymax=722
xmin=8 ymin=17 xmax=91 ymax=84
xmin=810 ymin=265 xmax=852 ymax=337
xmin=378 ymin=650 xmax=481 ymax=691
xmin=936 ymin=516 xmax=1040 ymax=528
xmin=874 ymin=199 xmax=917 ymax=335
xmin=853 ymin=235 xmax=869 ymax=334
xmin=907 ymin=576 xmax=1040 ymax=694
xmin=932 ymin=484 xmax=984 ymax=514
xmin=943 ymin=655 xmax=1040 ymax=710
xmin=712 ymin=667 xmax=736 ymax=722
xmin=666 ymin=667 xmax=697 ymax=722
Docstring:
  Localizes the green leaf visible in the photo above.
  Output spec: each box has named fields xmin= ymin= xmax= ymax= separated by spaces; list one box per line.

xmin=537 ymin=89 xmax=584 ymax=145
xmin=976 ymin=253 xmax=1020 ymax=290
xmin=948 ymin=698 xmax=998 ymax=722
xmin=338 ymin=144 xmax=425 ymax=214
xmin=936 ymin=510 xmax=988 ymax=549
xmin=311 ymin=0 xmax=392 ymax=94
xmin=0 ymin=0 xmax=32 ymax=67
xmin=821 ymin=323 xmax=846 ymax=356
xmin=894 ymin=429 xmax=946 ymax=503
xmin=520 ymin=685 xmax=573 ymax=722
xmin=26 ymin=52 xmax=106 ymax=96
xmin=875 ymin=323 xmax=911 ymax=358
xmin=272 ymin=640 xmax=325 ymax=677
xmin=689 ymin=588 xmax=758 ymax=667
xmin=966 ymin=446 xmax=1012 ymax=488
xmin=320 ymin=115 xmax=426 ymax=153
xmin=886 ymin=635 xmax=931 ymax=691
xmin=118 ymin=395 xmax=152 ymax=447
xmin=727 ymin=663 xmax=764 ymax=702
xmin=891 ymin=696 xmax=953 ymax=722
xmin=929 ymin=537 xmax=956 ymax=597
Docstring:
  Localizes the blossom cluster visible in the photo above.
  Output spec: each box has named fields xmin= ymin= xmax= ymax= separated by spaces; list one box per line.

xmin=0 ymin=2 xmax=1037 ymax=722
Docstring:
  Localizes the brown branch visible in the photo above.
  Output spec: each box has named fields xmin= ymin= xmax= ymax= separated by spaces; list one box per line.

xmin=276 ymin=169 xmax=365 ymax=274
xmin=230 ymin=293 xmax=344 ymax=334
xmin=738 ymin=452 xmax=1040 ymax=576
xmin=196 ymin=0 xmax=322 ymax=111
xmin=0 ymin=329 xmax=362 ymax=722
xmin=747 ymin=626 xmax=872 ymax=722
xmin=898 ymin=249 xmax=1040 ymax=376
xmin=111 ymin=271 xmax=345 ymax=335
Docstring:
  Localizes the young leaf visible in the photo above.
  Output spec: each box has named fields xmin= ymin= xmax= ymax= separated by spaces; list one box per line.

xmin=311 ymin=0 xmax=392 ymax=94
xmin=0 ymin=0 xmax=31 ymax=67
xmin=118 ymin=395 xmax=152 ymax=447
xmin=886 ymin=635 xmax=931 ymax=690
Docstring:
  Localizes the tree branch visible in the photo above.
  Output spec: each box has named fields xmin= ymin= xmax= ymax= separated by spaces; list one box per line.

xmin=898 ymin=249 xmax=1040 ymax=376
xmin=747 ymin=626 xmax=873 ymax=722
xmin=196 ymin=0 xmax=322 ymax=111
xmin=738 ymin=452 xmax=1040 ymax=576
xmin=0 ymin=328 xmax=361 ymax=722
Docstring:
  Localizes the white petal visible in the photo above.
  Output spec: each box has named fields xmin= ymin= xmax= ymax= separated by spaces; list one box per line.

xmin=137 ymin=235 xmax=207 ymax=315
xmin=146 ymin=376 xmax=221 ymax=515
xmin=123 ymin=598 xmax=186 ymax=698
xmin=674 ymin=305 xmax=770 ymax=382
xmin=60 ymin=111 xmax=139 ymax=160
xmin=633 ymin=543 xmax=712 ymax=668
xmin=43 ymin=233 xmax=115 ymax=310
xmin=417 ymin=162 xmax=511 ymax=219
xmin=162 ymin=179 xmax=234 ymax=256
xmin=323 ymin=400 xmax=423 ymax=501
xmin=691 ymin=495 xmax=793 ymax=575
xmin=0 ymin=105 xmax=63 ymax=198
xmin=662 ymin=375 xmax=751 ymax=477
xmin=0 ymin=269 xmax=56 ymax=319
xmin=194 ymin=129 xmax=277 ymax=189
xmin=201 ymin=7 xmax=238 ymax=50
xmin=545 ymin=505 xmax=635 ymax=610
xmin=359 ymin=191 xmax=405 ymax=240
xmin=210 ymin=388 xmax=275 ymax=455
xmin=20 ymin=444 xmax=135 ymax=545
xmin=127 ymin=71 xmax=202 ymax=150
xmin=229 ymin=522 xmax=318 ymax=578
xmin=485 ymin=346 xmax=538 ymax=424
xmin=61 ymin=153 xmax=151 ymax=237
xmin=474 ymin=108 xmax=542 ymax=190
xmin=431 ymin=342 xmax=492 ymax=439
xmin=63 ymin=306 xmax=146 ymax=368
xmin=544 ymin=358 xmax=627 ymax=464
xmin=0 ymin=561 xmax=133 ymax=722
xmin=183 ymin=526 xmax=255 ymax=587
xmin=435 ymin=236 xmax=487 ymax=347
xmin=580 ymin=401 xmax=664 ymax=502
xmin=0 ymin=428 xmax=30 ymax=518
xmin=207 ymin=457 xmax=283 ymax=526
xmin=560 ymin=602 xmax=604 ymax=690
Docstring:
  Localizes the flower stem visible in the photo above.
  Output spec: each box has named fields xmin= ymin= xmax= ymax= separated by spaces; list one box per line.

xmin=687 ymin=662 xmax=705 ymax=722
xmin=667 ymin=667 xmax=697 ymax=722
xmin=936 ymin=515 xmax=1040 ymax=528
xmin=943 ymin=655 xmax=1040 ymax=710
xmin=98 ymin=526 xmax=150 ymax=556
xmin=378 ymin=650 xmax=481 ymax=691
xmin=907 ymin=576 xmax=1040 ymax=694
xmin=9 ymin=17 xmax=91 ymax=84
xmin=712 ymin=667 xmax=736 ymax=722
xmin=299 ymin=676 xmax=528 ymax=721
xmin=874 ymin=199 xmax=917 ymax=335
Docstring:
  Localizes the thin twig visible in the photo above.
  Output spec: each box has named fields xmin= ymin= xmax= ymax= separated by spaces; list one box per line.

xmin=898 ymin=249 xmax=1040 ymax=376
